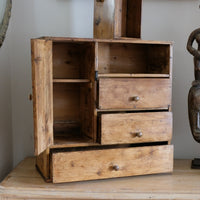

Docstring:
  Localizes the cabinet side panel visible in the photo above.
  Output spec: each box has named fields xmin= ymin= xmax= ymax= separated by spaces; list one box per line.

xmin=31 ymin=39 xmax=53 ymax=156
xmin=80 ymin=43 xmax=96 ymax=141
xmin=36 ymin=149 xmax=50 ymax=181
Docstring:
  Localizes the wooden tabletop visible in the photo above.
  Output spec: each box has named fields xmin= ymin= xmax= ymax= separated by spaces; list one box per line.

xmin=0 ymin=158 xmax=200 ymax=200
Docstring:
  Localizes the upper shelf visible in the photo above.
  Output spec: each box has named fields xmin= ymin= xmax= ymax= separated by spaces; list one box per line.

xmin=98 ymin=73 xmax=170 ymax=78
xmin=53 ymin=79 xmax=90 ymax=83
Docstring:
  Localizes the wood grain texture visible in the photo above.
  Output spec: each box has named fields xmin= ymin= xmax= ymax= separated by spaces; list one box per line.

xmin=80 ymin=42 xmax=96 ymax=141
xmin=94 ymin=0 xmax=142 ymax=39
xmin=100 ymin=112 xmax=172 ymax=144
xmin=98 ymin=78 xmax=172 ymax=110
xmin=94 ymin=0 xmax=115 ymax=39
xmin=97 ymin=43 xmax=170 ymax=75
xmin=31 ymin=39 xmax=53 ymax=156
xmin=53 ymin=42 xmax=93 ymax=79
xmin=51 ymin=145 xmax=173 ymax=183
xmin=36 ymin=149 xmax=50 ymax=181
xmin=114 ymin=0 xmax=125 ymax=38
xmin=98 ymin=73 xmax=170 ymax=78
xmin=2 ymin=159 xmax=200 ymax=200
xmin=126 ymin=0 xmax=141 ymax=38
xmin=53 ymin=79 xmax=90 ymax=83
xmin=38 ymin=37 xmax=172 ymax=45
xmin=53 ymin=83 xmax=81 ymax=124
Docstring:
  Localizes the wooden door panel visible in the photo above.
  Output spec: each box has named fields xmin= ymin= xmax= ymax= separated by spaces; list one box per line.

xmin=31 ymin=39 xmax=53 ymax=155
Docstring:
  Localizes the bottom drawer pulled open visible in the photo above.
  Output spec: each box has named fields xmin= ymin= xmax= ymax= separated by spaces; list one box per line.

xmin=51 ymin=144 xmax=173 ymax=183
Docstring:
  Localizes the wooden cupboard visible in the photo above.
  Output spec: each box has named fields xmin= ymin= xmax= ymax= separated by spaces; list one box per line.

xmin=31 ymin=37 xmax=173 ymax=183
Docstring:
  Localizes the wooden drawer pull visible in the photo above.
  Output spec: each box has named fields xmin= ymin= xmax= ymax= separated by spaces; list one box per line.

xmin=130 ymin=132 xmax=143 ymax=138
xmin=112 ymin=165 xmax=120 ymax=171
xmin=132 ymin=96 xmax=140 ymax=101
xmin=136 ymin=132 xmax=143 ymax=137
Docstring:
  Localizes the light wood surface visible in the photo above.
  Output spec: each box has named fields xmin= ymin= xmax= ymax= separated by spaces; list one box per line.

xmin=53 ymin=79 xmax=90 ymax=83
xmin=98 ymin=73 xmax=170 ymax=78
xmin=1 ymin=158 xmax=200 ymax=199
xmin=51 ymin=145 xmax=173 ymax=183
xmin=98 ymin=78 xmax=172 ymax=110
xmin=31 ymin=37 xmax=173 ymax=184
xmin=94 ymin=0 xmax=115 ymax=39
xmin=38 ymin=37 xmax=172 ymax=45
xmin=97 ymin=43 xmax=170 ymax=75
xmin=31 ymin=39 xmax=54 ymax=156
xmin=100 ymin=112 xmax=172 ymax=144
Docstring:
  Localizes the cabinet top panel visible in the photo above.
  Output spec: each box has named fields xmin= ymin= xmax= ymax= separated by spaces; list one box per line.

xmin=32 ymin=37 xmax=173 ymax=45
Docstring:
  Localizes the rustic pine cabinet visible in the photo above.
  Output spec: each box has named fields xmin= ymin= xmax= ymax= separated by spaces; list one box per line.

xmin=31 ymin=37 xmax=173 ymax=183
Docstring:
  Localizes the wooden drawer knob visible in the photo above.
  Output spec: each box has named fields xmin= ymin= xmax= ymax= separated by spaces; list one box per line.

xmin=130 ymin=132 xmax=143 ymax=137
xmin=132 ymin=96 xmax=140 ymax=101
xmin=136 ymin=132 xmax=143 ymax=137
xmin=112 ymin=165 xmax=120 ymax=171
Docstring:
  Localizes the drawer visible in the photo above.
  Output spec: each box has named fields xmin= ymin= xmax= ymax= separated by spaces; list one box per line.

xmin=100 ymin=112 xmax=172 ymax=145
xmin=51 ymin=145 xmax=173 ymax=183
xmin=98 ymin=78 xmax=171 ymax=110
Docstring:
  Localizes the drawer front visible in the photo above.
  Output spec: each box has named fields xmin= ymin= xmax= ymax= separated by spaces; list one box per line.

xmin=51 ymin=145 xmax=173 ymax=183
xmin=100 ymin=112 xmax=172 ymax=144
xmin=98 ymin=78 xmax=171 ymax=110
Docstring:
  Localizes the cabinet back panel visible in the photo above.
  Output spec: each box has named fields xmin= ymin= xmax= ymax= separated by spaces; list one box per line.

xmin=53 ymin=83 xmax=93 ymax=140
xmin=147 ymin=45 xmax=170 ymax=74
xmin=115 ymin=0 xmax=142 ymax=38
xmin=53 ymin=83 xmax=80 ymax=131
xmin=126 ymin=0 xmax=141 ymax=38
xmin=53 ymin=42 xmax=94 ymax=79
xmin=98 ymin=43 xmax=170 ymax=74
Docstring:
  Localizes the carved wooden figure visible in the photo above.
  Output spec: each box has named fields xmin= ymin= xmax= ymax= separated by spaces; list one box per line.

xmin=187 ymin=28 xmax=200 ymax=168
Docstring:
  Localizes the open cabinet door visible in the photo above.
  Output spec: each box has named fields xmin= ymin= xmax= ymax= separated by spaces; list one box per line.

xmin=31 ymin=39 xmax=53 ymax=156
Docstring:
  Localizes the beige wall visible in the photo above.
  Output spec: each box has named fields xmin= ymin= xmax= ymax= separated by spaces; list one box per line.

xmin=0 ymin=27 xmax=12 ymax=181
xmin=1 ymin=0 xmax=200 ymax=179
xmin=142 ymin=0 xmax=200 ymax=158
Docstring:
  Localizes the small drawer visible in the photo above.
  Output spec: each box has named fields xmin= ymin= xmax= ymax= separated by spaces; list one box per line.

xmin=98 ymin=78 xmax=171 ymax=110
xmin=100 ymin=112 xmax=172 ymax=145
xmin=51 ymin=145 xmax=173 ymax=183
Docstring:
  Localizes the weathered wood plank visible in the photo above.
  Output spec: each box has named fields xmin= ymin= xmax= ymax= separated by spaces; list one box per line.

xmin=98 ymin=78 xmax=172 ymax=110
xmin=98 ymin=73 xmax=170 ymax=78
xmin=31 ymin=39 xmax=53 ymax=155
xmin=36 ymin=149 xmax=50 ymax=181
xmin=94 ymin=0 xmax=115 ymax=39
xmin=100 ymin=112 xmax=172 ymax=144
xmin=52 ymin=145 xmax=173 ymax=183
